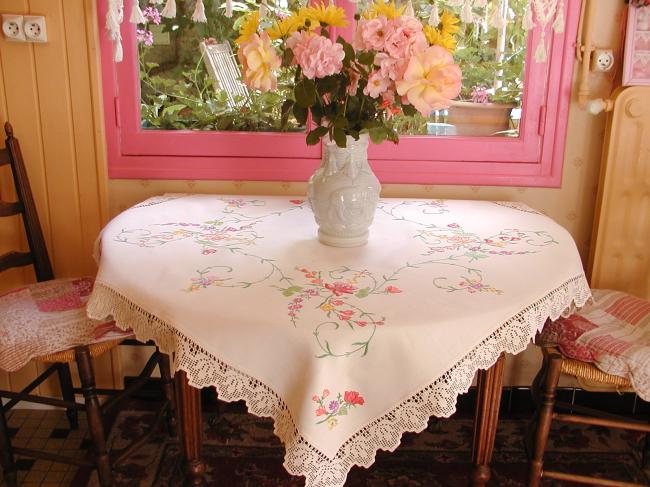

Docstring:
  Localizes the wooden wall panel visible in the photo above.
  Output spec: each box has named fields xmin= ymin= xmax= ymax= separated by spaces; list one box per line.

xmin=0 ymin=0 xmax=114 ymax=399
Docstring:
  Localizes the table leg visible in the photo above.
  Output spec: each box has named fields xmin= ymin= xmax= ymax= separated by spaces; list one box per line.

xmin=175 ymin=371 xmax=206 ymax=487
xmin=471 ymin=353 xmax=505 ymax=487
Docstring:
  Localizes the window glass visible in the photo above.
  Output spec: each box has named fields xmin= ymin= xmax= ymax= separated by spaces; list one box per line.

xmin=136 ymin=0 xmax=302 ymax=131
xmin=355 ymin=0 xmax=529 ymax=137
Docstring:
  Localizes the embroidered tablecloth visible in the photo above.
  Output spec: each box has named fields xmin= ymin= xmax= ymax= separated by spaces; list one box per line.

xmin=87 ymin=194 xmax=591 ymax=486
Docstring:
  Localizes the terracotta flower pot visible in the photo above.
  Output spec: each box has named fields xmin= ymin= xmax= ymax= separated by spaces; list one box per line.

xmin=447 ymin=101 xmax=516 ymax=137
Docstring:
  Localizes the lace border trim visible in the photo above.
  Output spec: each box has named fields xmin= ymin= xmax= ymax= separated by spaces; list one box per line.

xmin=87 ymin=274 xmax=591 ymax=487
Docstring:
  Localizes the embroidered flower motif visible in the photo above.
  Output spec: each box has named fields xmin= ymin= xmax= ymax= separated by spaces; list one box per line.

xmin=313 ymin=389 xmax=365 ymax=427
xmin=325 ymin=282 xmax=357 ymax=296
xmin=384 ymin=286 xmax=402 ymax=293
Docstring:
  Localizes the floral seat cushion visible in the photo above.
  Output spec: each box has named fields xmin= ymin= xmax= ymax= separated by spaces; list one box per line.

xmin=539 ymin=289 xmax=650 ymax=401
xmin=0 ymin=277 xmax=133 ymax=372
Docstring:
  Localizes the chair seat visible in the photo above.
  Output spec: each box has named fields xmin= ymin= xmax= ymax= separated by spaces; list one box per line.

xmin=0 ymin=277 xmax=134 ymax=372
xmin=539 ymin=289 xmax=650 ymax=400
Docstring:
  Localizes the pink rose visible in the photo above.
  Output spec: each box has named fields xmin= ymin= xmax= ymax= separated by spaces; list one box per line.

xmin=374 ymin=52 xmax=407 ymax=81
xmin=287 ymin=32 xmax=345 ymax=79
xmin=358 ymin=15 xmax=393 ymax=51
xmin=363 ymin=70 xmax=391 ymax=98
xmin=384 ymin=16 xmax=427 ymax=58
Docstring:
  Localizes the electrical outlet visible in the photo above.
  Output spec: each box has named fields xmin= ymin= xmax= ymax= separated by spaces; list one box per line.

xmin=591 ymin=49 xmax=614 ymax=72
xmin=23 ymin=16 xmax=47 ymax=43
xmin=2 ymin=15 xmax=26 ymax=42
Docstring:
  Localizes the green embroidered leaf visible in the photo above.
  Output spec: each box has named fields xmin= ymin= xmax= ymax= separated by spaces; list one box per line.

xmin=355 ymin=287 xmax=370 ymax=298
xmin=338 ymin=407 xmax=348 ymax=415
xmin=281 ymin=286 xmax=303 ymax=297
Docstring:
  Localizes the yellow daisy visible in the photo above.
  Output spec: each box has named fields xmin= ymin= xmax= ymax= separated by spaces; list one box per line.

xmin=363 ymin=0 xmax=405 ymax=20
xmin=423 ymin=25 xmax=457 ymax=52
xmin=302 ymin=3 xmax=348 ymax=27
xmin=266 ymin=13 xmax=304 ymax=40
xmin=439 ymin=10 xmax=460 ymax=36
xmin=235 ymin=11 xmax=260 ymax=45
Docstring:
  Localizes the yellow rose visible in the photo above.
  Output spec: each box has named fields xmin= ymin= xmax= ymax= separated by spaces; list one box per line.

xmin=237 ymin=32 xmax=282 ymax=92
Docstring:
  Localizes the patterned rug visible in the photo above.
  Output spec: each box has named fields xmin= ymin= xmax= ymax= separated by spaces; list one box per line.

xmin=83 ymin=401 xmax=650 ymax=486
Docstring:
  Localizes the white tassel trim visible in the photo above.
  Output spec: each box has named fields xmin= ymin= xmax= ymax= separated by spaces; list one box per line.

xmin=130 ymin=2 xmax=147 ymax=24
xmin=192 ymin=0 xmax=208 ymax=22
xmin=489 ymin=1 xmax=506 ymax=29
xmin=523 ymin=1 xmax=534 ymax=30
xmin=225 ymin=0 xmax=233 ymax=18
xmin=404 ymin=0 xmax=415 ymax=17
xmin=553 ymin=0 xmax=565 ymax=33
xmin=474 ymin=0 xmax=487 ymax=8
xmin=150 ymin=0 xmax=164 ymax=4
xmin=161 ymin=0 xmax=176 ymax=18
xmin=106 ymin=0 xmax=124 ymax=63
xmin=259 ymin=1 xmax=269 ymax=18
xmin=460 ymin=0 xmax=473 ymax=23
xmin=428 ymin=1 xmax=439 ymax=26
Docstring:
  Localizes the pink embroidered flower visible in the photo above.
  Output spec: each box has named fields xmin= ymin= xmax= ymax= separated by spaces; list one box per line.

xmin=237 ymin=33 xmax=282 ymax=92
xmin=384 ymin=286 xmax=402 ymax=293
xmin=358 ymin=15 xmax=393 ymax=51
xmin=322 ymin=389 xmax=330 ymax=397
xmin=363 ymin=70 xmax=391 ymax=98
xmin=312 ymin=395 xmax=319 ymax=402
xmin=325 ymin=282 xmax=357 ymax=296
xmin=315 ymin=406 xmax=327 ymax=416
xmin=396 ymin=45 xmax=461 ymax=116
xmin=355 ymin=321 xmax=368 ymax=327
xmin=286 ymin=32 xmax=345 ymax=79
xmin=290 ymin=199 xmax=304 ymax=205
xmin=344 ymin=391 xmax=365 ymax=406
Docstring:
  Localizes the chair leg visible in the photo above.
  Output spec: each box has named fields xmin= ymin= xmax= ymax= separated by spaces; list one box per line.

xmin=643 ymin=425 xmax=650 ymax=469
xmin=527 ymin=349 xmax=563 ymax=487
xmin=0 ymin=402 xmax=17 ymax=487
xmin=57 ymin=363 xmax=79 ymax=430
xmin=76 ymin=346 xmax=113 ymax=487
xmin=159 ymin=352 xmax=177 ymax=437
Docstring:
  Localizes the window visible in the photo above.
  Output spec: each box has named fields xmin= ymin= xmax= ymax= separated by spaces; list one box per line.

xmin=99 ymin=0 xmax=580 ymax=186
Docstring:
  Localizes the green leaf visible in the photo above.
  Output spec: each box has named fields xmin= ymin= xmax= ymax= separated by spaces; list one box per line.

xmin=280 ymin=100 xmax=294 ymax=130
xmin=402 ymin=104 xmax=418 ymax=117
xmin=358 ymin=51 xmax=375 ymax=66
xmin=333 ymin=116 xmax=347 ymax=129
xmin=162 ymin=104 xmax=187 ymax=117
xmin=355 ymin=287 xmax=370 ymax=298
xmin=295 ymin=79 xmax=317 ymax=108
xmin=306 ymin=126 xmax=329 ymax=145
xmin=332 ymin=128 xmax=347 ymax=148
xmin=293 ymin=104 xmax=308 ymax=125
xmin=369 ymin=127 xmax=386 ymax=144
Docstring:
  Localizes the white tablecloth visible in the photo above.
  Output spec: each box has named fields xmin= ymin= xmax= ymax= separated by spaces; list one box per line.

xmin=88 ymin=194 xmax=590 ymax=486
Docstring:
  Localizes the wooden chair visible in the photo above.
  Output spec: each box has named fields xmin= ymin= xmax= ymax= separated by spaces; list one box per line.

xmin=200 ymin=40 xmax=249 ymax=109
xmin=528 ymin=290 xmax=650 ymax=487
xmin=0 ymin=122 xmax=176 ymax=487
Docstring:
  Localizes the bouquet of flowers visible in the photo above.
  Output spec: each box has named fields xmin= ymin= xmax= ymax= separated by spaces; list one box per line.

xmin=235 ymin=1 xmax=462 ymax=147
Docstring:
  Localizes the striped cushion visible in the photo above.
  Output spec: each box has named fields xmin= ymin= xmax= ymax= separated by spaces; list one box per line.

xmin=0 ymin=278 xmax=133 ymax=372
xmin=539 ymin=289 xmax=650 ymax=400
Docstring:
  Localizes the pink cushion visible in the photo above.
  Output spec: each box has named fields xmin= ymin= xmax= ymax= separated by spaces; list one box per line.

xmin=0 ymin=277 xmax=133 ymax=372
xmin=539 ymin=289 xmax=650 ymax=400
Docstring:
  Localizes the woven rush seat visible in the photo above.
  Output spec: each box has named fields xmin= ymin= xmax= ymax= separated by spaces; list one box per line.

xmin=0 ymin=277 xmax=133 ymax=373
xmin=538 ymin=289 xmax=650 ymax=400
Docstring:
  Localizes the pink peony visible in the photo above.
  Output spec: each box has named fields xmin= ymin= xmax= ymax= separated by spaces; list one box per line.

xmin=287 ymin=32 xmax=345 ymax=79
xmin=384 ymin=16 xmax=427 ymax=59
xmin=396 ymin=45 xmax=462 ymax=116
xmin=358 ymin=15 xmax=394 ymax=51
xmin=374 ymin=52 xmax=407 ymax=81
xmin=363 ymin=70 xmax=391 ymax=98
xmin=237 ymin=33 xmax=282 ymax=92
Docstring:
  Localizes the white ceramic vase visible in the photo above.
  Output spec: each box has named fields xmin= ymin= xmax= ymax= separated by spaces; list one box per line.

xmin=307 ymin=134 xmax=381 ymax=247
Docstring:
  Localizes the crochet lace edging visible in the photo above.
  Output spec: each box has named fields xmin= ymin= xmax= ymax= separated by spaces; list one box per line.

xmin=87 ymin=275 xmax=591 ymax=487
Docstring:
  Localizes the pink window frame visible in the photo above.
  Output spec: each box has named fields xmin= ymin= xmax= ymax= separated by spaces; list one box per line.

xmin=99 ymin=0 xmax=580 ymax=187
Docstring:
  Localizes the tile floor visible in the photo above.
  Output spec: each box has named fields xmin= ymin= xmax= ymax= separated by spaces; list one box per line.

xmin=2 ymin=409 xmax=91 ymax=487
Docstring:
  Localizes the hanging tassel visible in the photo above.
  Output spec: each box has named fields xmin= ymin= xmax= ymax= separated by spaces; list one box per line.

xmin=404 ymin=0 xmax=415 ymax=17
xmin=447 ymin=0 xmax=463 ymax=7
xmin=106 ymin=0 xmax=124 ymax=62
xmin=522 ymin=0 xmax=534 ymax=30
xmin=489 ymin=0 xmax=506 ymax=29
xmin=460 ymin=0 xmax=473 ymax=23
xmin=161 ymin=0 xmax=176 ymax=18
xmin=259 ymin=1 xmax=269 ymax=18
xmin=534 ymin=31 xmax=547 ymax=62
xmin=225 ymin=0 xmax=233 ymax=18
xmin=150 ymin=0 xmax=164 ymax=4
xmin=474 ymin=0 xmax=487 ymax=8
xmin=130 ymin=1 xmax=147 ymax=24
xmin=428 ymin=0 xmax=439 ymax=26
xmin=192 ymin=0 xmax=207 ymax=22
xmin=553 ymin=0 xmax=565 ymax=33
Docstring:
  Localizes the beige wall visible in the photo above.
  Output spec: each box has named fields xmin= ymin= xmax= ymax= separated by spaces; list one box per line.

xmin=0 ymin=0 xmax=626 ymax=391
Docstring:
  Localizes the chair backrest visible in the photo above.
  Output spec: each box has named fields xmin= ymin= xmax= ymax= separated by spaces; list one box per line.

xmin=0 ymin=122 xmax=54 ymax=282
xmin=200 ymin=41 xmax=249 ymax=109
